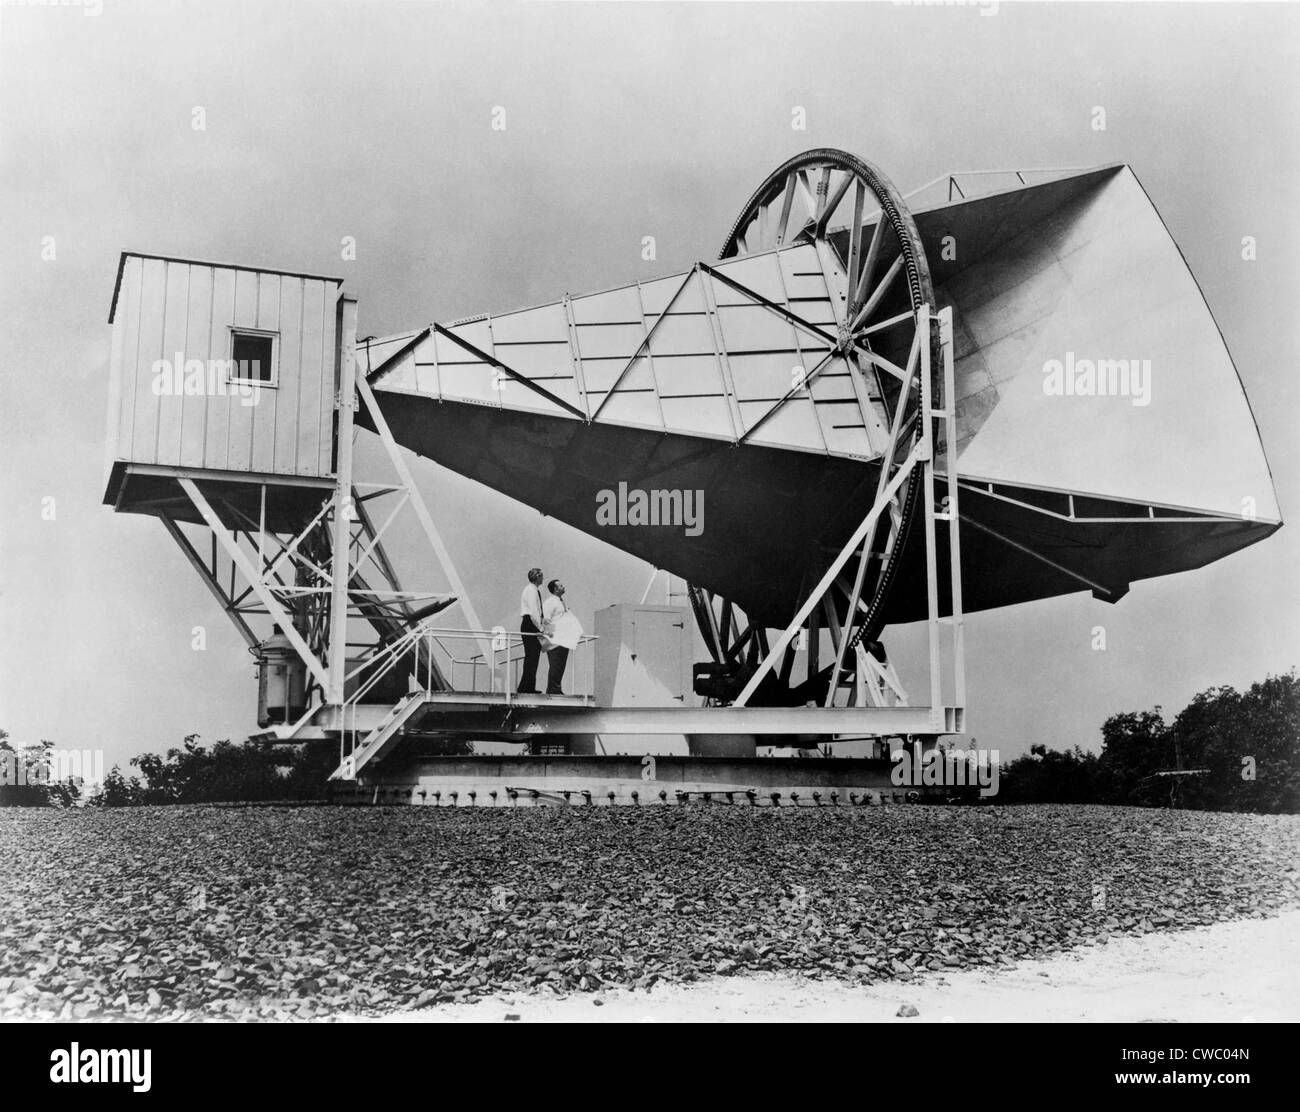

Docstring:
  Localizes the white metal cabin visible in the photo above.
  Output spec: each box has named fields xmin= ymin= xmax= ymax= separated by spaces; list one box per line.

xmin=103 ymin=252 xmax=343 ymax=512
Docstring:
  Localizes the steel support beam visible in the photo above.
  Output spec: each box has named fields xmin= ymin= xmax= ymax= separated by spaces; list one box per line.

xmin=920 ymin=306 xmax=943 ymax=712
xmin=939 ymin=309 xmax=967 ymax=709
xmin=328 ymin=295 xmax=359 ymax=704
xmin=431 ymin=324 xmax=585 ymax=419
xmin=121 ymin=462 xmax=335 ymax=490
xmin=179 ymin=477 xmax=331 ymax=692
xmin=354 ymin=346 xmax=491 ymax=663
xmin=159 ymin=510 xmax=259 ymax=649
xmin=591 ymin=267 xmax=696 ymax=423
xmin=732 ymin=438 xmax=924 ymax=707
xmin=959 ymin=515 xmax=1118 ymax=598
xmin=823 ymin=325 xmax=922 ymax=705
xmin=500 ymin=704 xmax=957 ymax=736
xmin=735 ymin=304 xmax=964 ymax=735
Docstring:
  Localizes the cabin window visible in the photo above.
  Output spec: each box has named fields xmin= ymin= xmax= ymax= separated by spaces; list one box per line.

xmin=228 ymin=328 xmax=278 ymax=386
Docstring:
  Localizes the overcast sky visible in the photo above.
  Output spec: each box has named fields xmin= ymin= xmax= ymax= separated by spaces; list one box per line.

xmin=1 ymin=0 xmax=1296 ymax=772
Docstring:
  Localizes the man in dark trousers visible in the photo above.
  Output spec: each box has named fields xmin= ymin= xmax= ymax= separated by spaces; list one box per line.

xmin=517 ymin=567 xmax=545 ymax=695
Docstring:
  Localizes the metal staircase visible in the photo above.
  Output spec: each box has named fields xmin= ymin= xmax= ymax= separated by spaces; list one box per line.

xmin=330 ymin=689 xmax=430 ymax=782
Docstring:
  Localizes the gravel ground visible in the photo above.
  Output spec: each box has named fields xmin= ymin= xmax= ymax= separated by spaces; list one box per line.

xmin=1 ymin=803 xmax=1297 ymax=1021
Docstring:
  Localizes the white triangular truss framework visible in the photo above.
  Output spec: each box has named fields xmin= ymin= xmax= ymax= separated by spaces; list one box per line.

xmin=366 ymin=240 xmax=913 ymax=461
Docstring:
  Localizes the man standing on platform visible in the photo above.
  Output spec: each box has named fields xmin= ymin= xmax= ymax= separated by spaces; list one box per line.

xmin=542 ymin=578 xmax=577 ymax=696
xmin=517 ymin=567 xmax=545 ymax=695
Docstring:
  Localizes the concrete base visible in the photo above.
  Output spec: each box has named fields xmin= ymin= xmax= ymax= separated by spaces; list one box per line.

xmin=327 ymin=752 xmax=963 ymax=807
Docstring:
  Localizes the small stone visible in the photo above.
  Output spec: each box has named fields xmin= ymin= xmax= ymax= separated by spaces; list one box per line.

xmin=897 ymin=1004 xmax=920 ymax=1018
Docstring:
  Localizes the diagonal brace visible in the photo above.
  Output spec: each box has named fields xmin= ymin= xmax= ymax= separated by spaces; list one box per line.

xmin=431 ymin=324 xmax=586 ymax=420
xmin=733 ymin=438 xmax=926 ymax=707
xmin=178 ymin=478 xmax=331 ymax=692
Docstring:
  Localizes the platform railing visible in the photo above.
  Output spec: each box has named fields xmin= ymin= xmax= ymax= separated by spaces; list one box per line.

xmin=414 ymin=627 xmax=598 ymax=703
xmin=340 ymin=621 xmax=598 ymax=713
xmin=335 ymin=620 xmax=599 ymax=770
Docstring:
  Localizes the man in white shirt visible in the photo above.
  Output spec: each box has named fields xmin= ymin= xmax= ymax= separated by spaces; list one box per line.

xmin=517 ymin=567 xmax=545 ymax=694
xmin=541 ymin=579 xmax=570 ymax=695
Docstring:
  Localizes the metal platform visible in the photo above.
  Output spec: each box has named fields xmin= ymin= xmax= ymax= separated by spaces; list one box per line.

xmin=319 ymin=689 xmax=962 ymax=780
xmin=327 ymin=692 xmax=952 ymax=735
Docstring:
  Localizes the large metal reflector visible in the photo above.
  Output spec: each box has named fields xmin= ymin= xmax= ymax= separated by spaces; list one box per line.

xmin=363 ymin=150 xmax=1280 ymax=641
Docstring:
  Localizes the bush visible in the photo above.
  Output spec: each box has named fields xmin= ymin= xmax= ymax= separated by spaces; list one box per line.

xmin=79 ymin=735 xmax=334 ymax=806
xmin=94 ymin=765 xmax=145 ymax=807
xmin=0 ymin=734 xmax=82 ymax=808
xmin=122 ymin=734 xmax=333 ymax=804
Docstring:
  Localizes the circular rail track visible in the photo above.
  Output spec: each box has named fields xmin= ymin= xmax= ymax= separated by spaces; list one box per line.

xmin=690 ymin=149 xmax=936 ymax=702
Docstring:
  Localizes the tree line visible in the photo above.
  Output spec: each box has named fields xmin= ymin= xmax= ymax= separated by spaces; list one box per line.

xmin=995 ymin=672 xmax=1298 ymax=813
xmin=0 ymin=730 xmax=334 ymax=808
